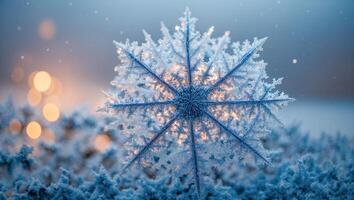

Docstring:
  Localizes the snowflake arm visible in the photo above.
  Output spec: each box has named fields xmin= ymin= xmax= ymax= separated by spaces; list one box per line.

xmin=242 ymin=86 xmax=281 ymax=138
xmin=184 ymin=9 xmax=193 ymax=87
xmin=109 ymin=100 xmax=174 ymax=109
xmin=189 ymin=120 xmax=201 ymax=197
xmin=190 ymin=26 xmax=214 ymax=58
xmin=203 ymin=98 xmax=291 ymax=106
xmin=122 ymin=113 xmax=180 ymax=172
xmin=242 ymin=107 xmax=261 ymax=138
xmin=202 ymin=109 xmax=270 ymax=164
xmin=113 ymin=41 xmax=179 ymax=94
xmin=261 ymin=103 xmax=284 ymax=127
xmin=205 ymin=37 xmax=268 ymax=94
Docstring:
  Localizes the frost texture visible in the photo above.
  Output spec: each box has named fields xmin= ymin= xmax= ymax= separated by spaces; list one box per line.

xmin=0 ymin=99 xmax=352 ymax=199
xmin=0 ymin=97 xmax=15 ymax=131
xmin=103 ymin=8 xmax=293 ymax=195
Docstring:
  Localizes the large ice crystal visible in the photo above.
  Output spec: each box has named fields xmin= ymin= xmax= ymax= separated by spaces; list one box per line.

xmin=103 ymin=8 xmax=293 ymax=196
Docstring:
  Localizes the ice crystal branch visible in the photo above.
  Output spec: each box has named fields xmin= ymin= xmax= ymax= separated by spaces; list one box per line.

xmin=103 ymin=8 xmax=294 ymax=197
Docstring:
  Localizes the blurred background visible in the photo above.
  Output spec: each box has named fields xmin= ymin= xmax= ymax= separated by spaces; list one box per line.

xmin=0 ymin=0 xmax=353 ymax=136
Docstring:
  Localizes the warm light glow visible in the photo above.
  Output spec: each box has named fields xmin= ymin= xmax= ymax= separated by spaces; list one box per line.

xmin=28 ymin=71 xmax=37 ymax=88
xmin=94 ymin=134 xmax=111 ymax=152
xmin=38 ymin=19 xmax=56 ymax=40
xmin=9 ymin=119 xmax=22 ymax=134
xmin=26 ymin=121 xmax=42 ymax=139
xmin=42 ymin=129 xmax=55 ymax=143
xmin=200 ymin=132 xmax=207 ymax=141
xmin=45 ymin=77 xmax=63 ymax=95
xmin=42 ymin=103 xmax=60 ymax=122
xmin=11 ymin=67 xmax=25 ymax=83
xmin=27 ymin=88 xmax=42 ymax=106
xmin=33 ymin=71 xmax=52 ymax=92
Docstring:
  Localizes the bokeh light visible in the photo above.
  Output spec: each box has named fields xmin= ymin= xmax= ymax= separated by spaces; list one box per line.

xmin=9 ymin=119 xmax=22 ymax=134
xmin=33 ymin=71 xmax=52 ymax=92
xmin=11 ymin=67 xmax=25 ymax=83
xmin=27 ymin=88 xmax=42 ymax=106
xmin=94 ymin=134 xmax=111 ymax=152
xmin=26 ymin=121 xmax=42 ymax=139
xmin=27 ymin=71 xmax=37 ymax=88
xmin=42 ymin=103 xmax=60 ymax=122
xmin=38 ymin=19 xmax=56 ymax=40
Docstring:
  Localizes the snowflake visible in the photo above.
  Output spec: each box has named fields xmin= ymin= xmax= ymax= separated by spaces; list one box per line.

xmin=103 ymin=8 xmax=293 ymax=197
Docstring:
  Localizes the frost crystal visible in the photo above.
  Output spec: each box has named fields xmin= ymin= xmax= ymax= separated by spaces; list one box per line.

xmin=103 ymin=8 xmax=293 ymax=196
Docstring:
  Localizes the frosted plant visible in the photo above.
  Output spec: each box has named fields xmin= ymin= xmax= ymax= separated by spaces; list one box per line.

xmin=102 ymin=8 xmax=293 ymax=197
xmin=0 ymin=97 xmax=15 ymax=131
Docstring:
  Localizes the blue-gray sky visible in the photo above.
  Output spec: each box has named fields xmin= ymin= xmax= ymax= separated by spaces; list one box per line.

xmin=1 ymin=0 xmax=353 ymax=104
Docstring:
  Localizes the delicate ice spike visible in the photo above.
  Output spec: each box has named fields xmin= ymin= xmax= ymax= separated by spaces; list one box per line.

xmin=184 ymin=10 xmax=193 ymax=87
xmin=191 ymin=26 xmax=214 ymax=58
xmin=189 ymin=120 xmax=201 ymax=197
xmin=110 ymin=100 xmax=174 ymax=109
xmin=143 ymin=30 xmax=168 ymax=68
xmin=203 ymin=98 xmax=292 ymax=106
xmin=200 ymin=31 xmax=231 ymax=82
xmin=160 ymin=22 xmax=184 ymax=59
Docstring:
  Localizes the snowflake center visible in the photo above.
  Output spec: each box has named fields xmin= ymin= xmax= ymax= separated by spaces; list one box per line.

xmin=176 ymin=87 xmax=207 ymax=119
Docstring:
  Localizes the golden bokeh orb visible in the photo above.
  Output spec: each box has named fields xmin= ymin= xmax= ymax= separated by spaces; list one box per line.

xmin=42 ymin=103 xmax=60 ymax=122
xmin=33 ymin=71 xmax=52 ymax=92
xmin=26 ymin=121 xmax=42 ymax=139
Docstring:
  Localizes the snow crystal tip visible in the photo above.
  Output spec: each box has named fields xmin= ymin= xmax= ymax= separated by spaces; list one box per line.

xmin=184 ymin=7 xmax=191 ymax=15
xmin=208 ymin=26 xmax=215 ymax=34
xmin=259 ymin=37 xmax=268 ymax=45
xmin=160 ymin=21 xmax=168 ymax=31
xmin=142 ymin=29 xmax=151 ymax=39
xmin=288 ymin=97 xmax=296 ymax=102
xmin=113 ymin=40 xmax=122 ymax=48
